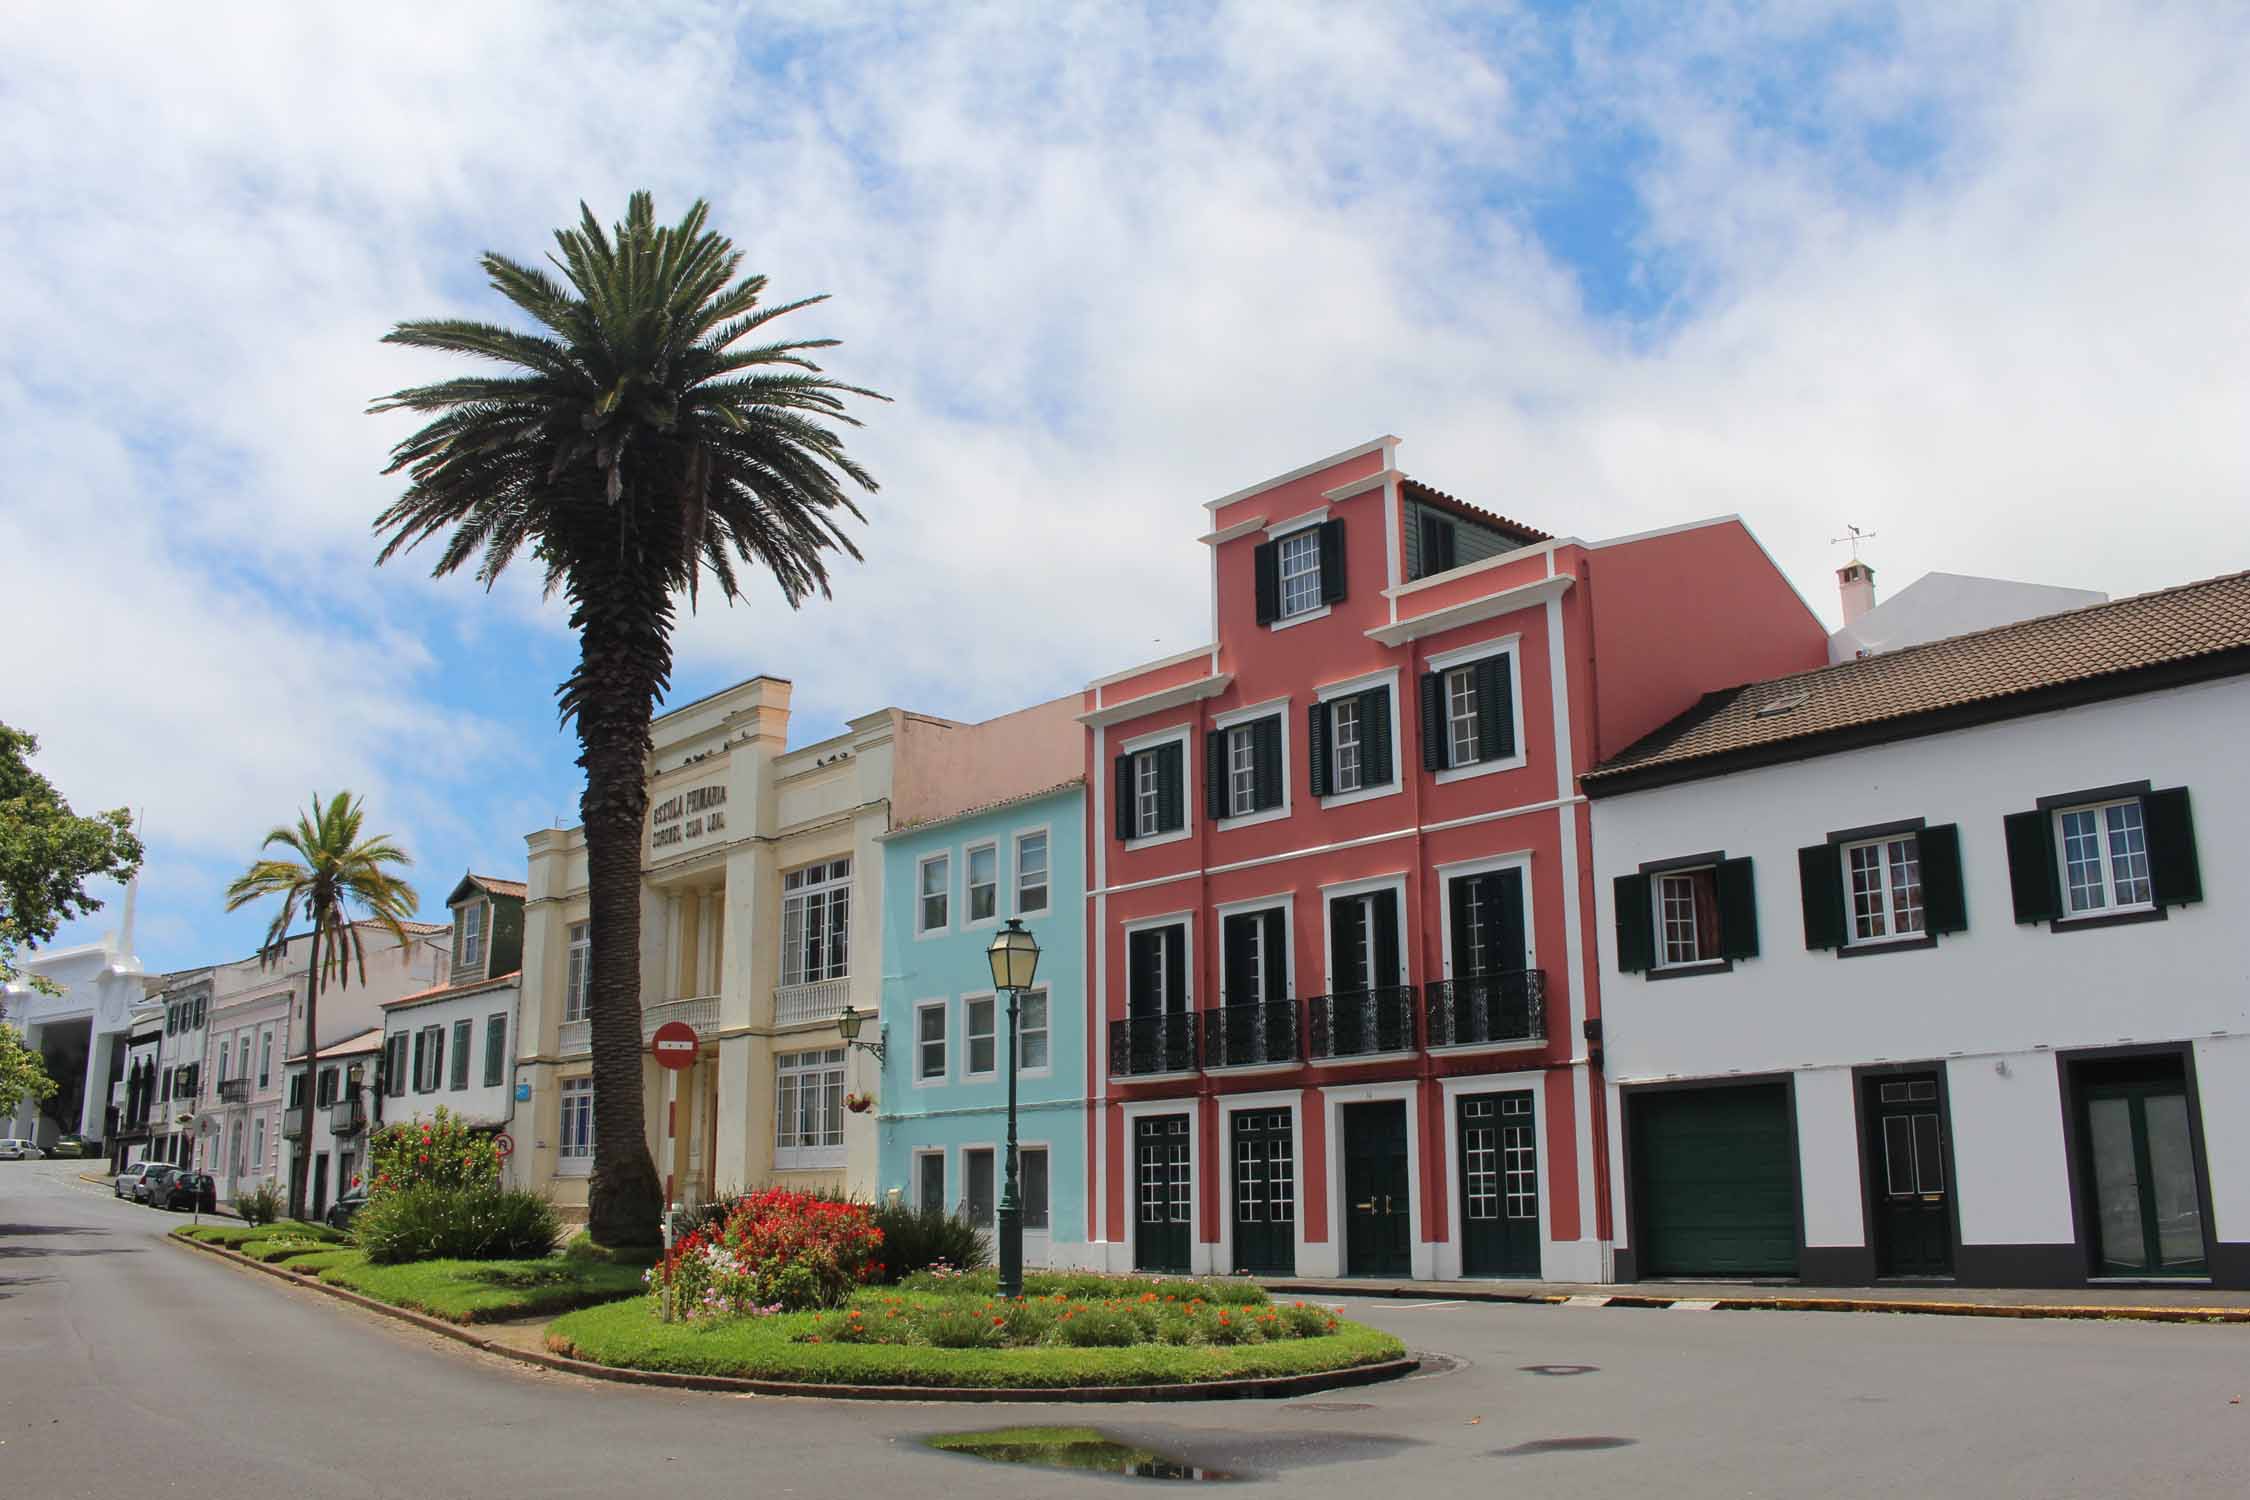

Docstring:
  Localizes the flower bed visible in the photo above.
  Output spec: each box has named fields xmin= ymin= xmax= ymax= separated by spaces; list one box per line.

xmin=647 ymin=1187 xmax=884 ymax=1318
xmin=546 ymin=1286 xmax=1406 ymax=1390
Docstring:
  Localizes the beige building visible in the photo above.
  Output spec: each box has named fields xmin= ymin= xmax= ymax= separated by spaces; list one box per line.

xmin=514 ymin=675 xmax=1079 ymax=1222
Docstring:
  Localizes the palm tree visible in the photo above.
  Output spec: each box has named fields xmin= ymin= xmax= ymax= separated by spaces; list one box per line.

xmin=369 ymin=193 xmax=884 ymax=1246
xmin=225 ymin=793 xmax=419 ymax=1219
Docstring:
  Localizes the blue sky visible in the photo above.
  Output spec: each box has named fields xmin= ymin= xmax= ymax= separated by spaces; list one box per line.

xmin=6 ymin=1 xmax=2247 ymax=974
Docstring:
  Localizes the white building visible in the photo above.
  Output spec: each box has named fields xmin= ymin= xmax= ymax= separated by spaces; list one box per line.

xmin=1828 ymin=562 xmax=2106 ymax=662
xmin=2 ymin=879 xmax=146 ymax=1149
xmin=1586 ymin=570 xmax=2250 ymax=1289
xmin=144 ymin=967 xmax=212 ymax=1167
xmin=282 ymin=1027 xmax=383 ymax=1219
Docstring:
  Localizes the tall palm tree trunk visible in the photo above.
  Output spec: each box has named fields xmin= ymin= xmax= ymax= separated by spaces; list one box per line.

xmin=577 ymin=586 xmax=667 ymax=1247
xmin=290 ymin=920 xmax=323 ymax=1220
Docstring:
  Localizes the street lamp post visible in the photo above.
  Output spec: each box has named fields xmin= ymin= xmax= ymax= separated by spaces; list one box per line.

xmin=985 ymin=918 xmax=1041 ymax=1300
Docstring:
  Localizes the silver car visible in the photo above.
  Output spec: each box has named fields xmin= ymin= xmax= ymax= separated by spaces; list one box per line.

xmin=115 ymin=1161 xmax=160 ymax=1198
xmin=0 ymin=1138 xmax=47 ymax=1161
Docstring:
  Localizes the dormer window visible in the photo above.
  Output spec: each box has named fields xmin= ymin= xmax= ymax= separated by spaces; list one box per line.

xmin=456 ymin=902 xmax=485 ymax=969
xmin=1253 ymin=518 xmax=1345 ymax=626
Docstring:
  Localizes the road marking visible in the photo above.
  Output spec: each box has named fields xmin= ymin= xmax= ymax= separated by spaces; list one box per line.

xmin=1391 ymin=1300 xmax=1467 ymax=1310
xmin=1667 ymin=1299 xmax=1719 ymax=1311
xmin=1564 ymin=1295 xmax=1612 ymax=1307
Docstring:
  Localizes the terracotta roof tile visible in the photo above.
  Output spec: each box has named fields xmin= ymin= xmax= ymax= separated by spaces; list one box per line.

xmin=464 ymin=875 xmax=528 ymax=899
xmin=381 ymin=970 xmax=522 ymax=1010
xmin=1400 ymin=478 xmax=1552 ymax=545
xmin=1586 ymin=568 xmax=2250 ymax=787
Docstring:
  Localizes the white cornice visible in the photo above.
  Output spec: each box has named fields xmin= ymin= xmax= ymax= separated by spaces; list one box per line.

xmin=1198 ymin=517 xmax=1267 ymax=546
xmin=1077 ymin=673 xmax=1234 ymax=728
xmin=1203 ymin=437 xmax=1399 ymax=511
xmin=1365 ymin=574 xmax=1574 ymax=647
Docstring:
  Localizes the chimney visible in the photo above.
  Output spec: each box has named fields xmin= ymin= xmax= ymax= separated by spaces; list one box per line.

xmin=1837 ymin=560 xmax=1876 ymax=626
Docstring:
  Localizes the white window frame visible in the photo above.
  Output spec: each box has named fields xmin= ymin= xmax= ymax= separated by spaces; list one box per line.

xmin=1425 ymin=635 xmax=1528 ymax=785
xmin=914 ymin=999 xmax=948 ymax=1086
xmin=1652 ymin=866 xmax=1721 ymax=969
xmin=1277 ymin=527 xmax=1323 ymax=621
xmin=1265 ymin=508 xmax=1332 ymax=631
xmin=1214 ymin=698 xmax=1292 ymax=832
xmin=912 ymin=1148 xmax=947 ymax=1215
xmin=779 ymin=858 xmax=851 ymax=985
xmin=1433 ymin=851 xmax=1537 ymax=981
xmin=1842 ymin=833 xmax=1927 ymax=946
xmin=1121 ymin=909 xmax=1197 ymax=1017
xmin=916 ymin=851 xmax=951 ymax=937
xmin=258 ymin=1027 xmax=274 ymax=1089
xmin=1317 ymin=873 xmax=1410 ymax=994
xmin=1226 ymin=722 xmax=1259 ymax=817
xmin=1013 ymin=826 xmax=1051 ymax=916
xmin=557 ymin=1076 xmax=594 ymax=1173
xmin=1213 ymin=891 xmax=1296 ymax=1017
xmin=1017 ymin=1141 xmax=1053 ymax=1232
xmin=1014 ymin=986 xmax=1052 ymax=1076
xmin=1119 ymin=724 xmax=1194 ymax=850
xmin=2052 ymin=798 xmax=2155 ymax=919
xmin=564 ymin=921 xmax=591 ymax=1022
xmin=961 ymin=1142 xmax=999 ymax=1225
xmin=1315 ymin=668 xmax=1403 ymax=810
xmin=457 ymin=902 xmax=485 ymax=969
xmin=964 ymin=993 xmax=998 ymax=1079
xmin=964 ymin=840 xmax=1001 ymax=929
xmin=772 ymin=1046 xmax=846 ymax=1170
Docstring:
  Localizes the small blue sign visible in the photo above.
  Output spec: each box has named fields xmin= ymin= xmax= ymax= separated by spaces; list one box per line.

xmin=515 ymin=1082 xmax=532 ymax=1102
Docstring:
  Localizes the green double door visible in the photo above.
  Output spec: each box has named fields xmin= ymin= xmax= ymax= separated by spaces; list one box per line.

xmin=1230 ymin=1109 xmax=1295 ymax=1275
xmin=2079 ymin=1062 xmax=2207 ymax=1278
xmin=1342 ymin=1102 xmax=1411 ymax=1276
xmin=1134 ymin=1114 xmax=1192 ymax=1273
xmin=1458 ymin=1091 xmax=1540 ymax=1277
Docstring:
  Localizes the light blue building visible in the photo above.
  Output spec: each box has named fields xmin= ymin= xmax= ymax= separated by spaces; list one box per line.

xmin=877 ymin=780 xmax=1087 ymax=1266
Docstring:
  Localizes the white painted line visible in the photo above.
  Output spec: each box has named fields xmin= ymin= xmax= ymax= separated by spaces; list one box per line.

xmin=1563 ymin=1295 xmax=1612 ymax=1307
xmin=1667 ymin=1299 xmax=1719 ymax=1311
xmin=1391 ymin=1300 xmax=1467 ymax=1311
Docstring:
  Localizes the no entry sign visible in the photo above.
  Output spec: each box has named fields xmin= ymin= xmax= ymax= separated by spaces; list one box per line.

xmin=650 ymin=1020 xmax=700 ymax=1070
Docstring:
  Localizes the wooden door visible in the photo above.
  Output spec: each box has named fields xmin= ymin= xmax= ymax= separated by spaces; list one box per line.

xmin=1230 ymin=1109 xmax=1295 ymax=1275
xmin=1134 ymin=1114 xmax=1192 ymax=1272
xmin=1342 ymin=1101 xmax=1411 ymax=1276
xmin=1866 ymin=1076 xmax=1952 ymax=1277
xmin=1459 ymin=1091 xmax=1539 ymax=1276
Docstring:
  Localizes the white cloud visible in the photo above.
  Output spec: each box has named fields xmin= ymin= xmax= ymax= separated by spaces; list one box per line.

xmin=5 ymin=1 xmax=2248 ymax=967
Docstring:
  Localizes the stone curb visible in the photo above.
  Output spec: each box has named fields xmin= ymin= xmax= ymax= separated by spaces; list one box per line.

xmin=168 ymin=1235 xmax=1422 ymax=1401
xmin=1260 ymin=1279 xmax=2250 ymax=1325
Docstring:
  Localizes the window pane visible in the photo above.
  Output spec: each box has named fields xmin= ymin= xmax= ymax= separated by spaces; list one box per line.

xmin=1135 ymin=751 xmax=1160 ymax=836
xmin=1278 ymin=529 xmax=1321 ymax=618
xmin=917 ymin=1153 xmax=946 ymax=1214
xmin=2060 ymin=808 xmax=2107 ymax=912
xmin=968 ymin=845 xmax=997 ymax=921
xmin=1447 ymin=666 xmax=1479 ymax=766
xmin=1021 ymin=1148 xmax=1050 ymax=1229
xmin=1016 ymin=832 xmax=1048 ymax=913
xmin=921 ymin=856 xmax=948 ymax=930
xmin=1658 ymin=870 xmax=1717 ymax=965
xmin=1018 ymin=991 xmax=1049 ymax=1070
xmin=965 ymin=1149 xmax=996 ymax=1222
xmin=2104 ymin=802 xmax=2153 ymax=907
xmin=968 ymin=998 xmax=995 ymax=1074
xmin=1887 ymin=837 xmax=1925 ymax=935
xmin=1332 ymin=698 xmax=1361 ymax=793
xmin=918 ymin=1006 xmax=945 ymax=1080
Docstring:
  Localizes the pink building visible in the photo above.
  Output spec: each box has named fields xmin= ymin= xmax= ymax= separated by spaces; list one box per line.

xmin=1082 ymin=436 xmax=1825 ymax=1281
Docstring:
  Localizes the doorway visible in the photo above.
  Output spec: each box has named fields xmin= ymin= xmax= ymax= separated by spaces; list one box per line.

xmin=2075 ymin=1057 xmax=2208 ymax=1278
xmin=1864 ymin=1075 xmax=1953 ymax=1277
xmin=1458 ymin=1091 xmax=1539 ymax=1276
xmin=1342 ymin=1101 xmax=1411 ymax=1276
xmin=1134 ymin=1114 xmax=1192 ymax=1272
xmin=1230 ymin=1109 xmax=1295 ymax=1275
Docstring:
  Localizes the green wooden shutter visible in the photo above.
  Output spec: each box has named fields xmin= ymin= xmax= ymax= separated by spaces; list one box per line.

xmin=1798 ymin=843 xmax=1846 ymax=950
xmin=1317 ymin=518 xmax=1347 ymax=603
xmin=1261 ymin=908 xmax=1290 ymax=1004
xmin=1329 ymin=895 xmax=1366 ymax=991
xmin=1112 ymin=754 xmax=1134 ymax=841
xmin=2002 ymin=810 xmax=2062 ymax=923
xmin=1222 ymin=913 xmax=1256 ymax=1006
xmin=1204 ymin=730 xmax=1228 ymax=822
xmin=1127 ymin=929 xmax=1161 ymax=1016
xmin=1447 ymin=875 xmax=1478 ymax=975
xmin=1372 ymin=891 xmax=1402 ymax=986
xmin=1252 ymin=716 xmax=1284 ymax=810
xmin=1613 ymin=873 xmax=1654 ymax=973
xmin=1161 ymin=925 xmax=1188 ymax=1013
xmin=1494 ymin=869 xmax=1528 ymax=971
xmin=1419 ymin=673 xmax=1447 ymax=771
xmin=1253 ymin=541 xmax=1280 ymax=625
xmin=1359 ymin=686 xmax=1393 ymax=785
xmin=1715 ymin=856 xmax=1760 ymax=959
xmin=1918 ymin=824 xmax=1969 ymax=934
xmin=1156 ymin=742 xmax=1184 ymax=832
xmin=1476 ymin=653 xmax=1515 ymax=760
xmin=1306 ymin=701 xmax=1332 ymax=797
xmin=2142 ymin=787 xmax=2203 ymax=907
xmin=411 ymin=1031 xmax=427 ymax=1091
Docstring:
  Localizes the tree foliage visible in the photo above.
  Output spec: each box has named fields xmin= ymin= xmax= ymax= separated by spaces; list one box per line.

xmin=0 ymin=1020 xmax=57 ymax=1118
xmin=369 ymin=192 xmax=883 ymax=1245
xmin=0 ymin=720 xmax=142 ymax=992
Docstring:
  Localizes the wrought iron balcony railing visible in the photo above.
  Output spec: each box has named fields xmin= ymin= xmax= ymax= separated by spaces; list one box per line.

xmin=1202 ymin=1000 xmax=1301 ymax=1069
xmin=217 ymin=1077 xmax=251 ymax=1104
xmin=1306 ymin=985 xmax=1418 ymax=1060
xmin=329 ymin=1097 xmax=366 ymax=1136
xmin=1108 ymin=1012 xmax=1200 ymax=1077
xmin=1424 ymin=970 xmax=1546 ymax=1048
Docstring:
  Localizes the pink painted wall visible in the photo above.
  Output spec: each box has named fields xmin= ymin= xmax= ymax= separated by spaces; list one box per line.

xmin=891 ymin=695 xmax=1082 ymax=829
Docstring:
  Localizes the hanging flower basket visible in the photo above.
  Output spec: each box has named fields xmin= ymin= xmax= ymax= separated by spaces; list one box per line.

xmin=843 ymin=1092 xmax=875 ymax=1114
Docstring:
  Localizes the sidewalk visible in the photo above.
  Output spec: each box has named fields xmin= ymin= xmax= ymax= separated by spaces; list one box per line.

xmin=1260 ymin=1275 xmax=2250 ymax=1323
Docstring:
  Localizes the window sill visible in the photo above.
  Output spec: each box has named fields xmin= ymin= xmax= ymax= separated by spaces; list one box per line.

xmin=772 ymin=1155 xmax=846 ymax=1173
xmin=1645 ymin=960 xmax=1734 ymax=982
xmin=1319 ymin=782 xmax=1402 ymax=812
xmin=1838 ymin=934 xmax=1938 ymax=958
xmin=1268 ymin=605 xmax=1332 ymax=633
xmin=1216 ymin=805 xmax=1290 ymax=833
xmin=1434 ymin=754 xmax=1529 ymax=786
xmin=1123 ymin=827 xmax=1192 ymax=851
xmin=555 ymin=1157 xmax=592 ymax=1177
xmin=2048 ymin=905 xmax=2168 ymax=933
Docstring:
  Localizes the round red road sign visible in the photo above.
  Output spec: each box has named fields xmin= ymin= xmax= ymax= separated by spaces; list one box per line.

xmin=650 ymin=1019 xmax=700 ymax=1070
xmin=493 ymin=1132 xmax=514 ymax=1159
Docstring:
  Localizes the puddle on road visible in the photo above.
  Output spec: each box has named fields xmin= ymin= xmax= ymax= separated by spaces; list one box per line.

xmin=928 ymin=1427 xmax=1236 ymax=1482
xmin=1518 ymin=1363 xmax=1599 ymax=1377
xmin=1493 ymin=1436 xmax=1637 ymax=1457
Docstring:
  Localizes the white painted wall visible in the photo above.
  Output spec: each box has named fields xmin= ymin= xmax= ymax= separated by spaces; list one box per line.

xmin=1829 ymin=571 xmax=2106 ymax=662
xmin=1943 ymin=1050 xmax=2076 ymax=1246
xmin=1793 ymin=1067 xmax=1864 ymax=1248
xmin=2192 ymin=1033 xmax=2250 ymax=1244
xmin=382 ymin=980 xmax=521 ymax=1131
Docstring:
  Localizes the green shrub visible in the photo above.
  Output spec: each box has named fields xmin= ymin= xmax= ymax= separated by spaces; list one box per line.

xmin=1056 ymin=1305 xmax=1140 ymax=1347
xmin=867 ymin=1201 xmax=992 ymax=1279
xmin=366 ymin=1107 xmax=501 ymax=1200
xmin=235 ymin=1181 xmax=285 ymax=1227
xmin=921 ymin=1304 xmax=1006 ymax=1349
xmin=354 ymin=1183 xmax=560 ymax=1264
xmin=896 ymin=1269 xmax=1270 ymax=1304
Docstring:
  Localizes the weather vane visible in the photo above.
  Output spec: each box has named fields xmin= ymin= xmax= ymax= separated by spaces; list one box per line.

xmin=1830 ymin=524 xmax=1877 ymax=561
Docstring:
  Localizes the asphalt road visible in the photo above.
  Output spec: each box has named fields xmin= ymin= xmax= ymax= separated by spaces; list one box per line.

xmin=5 ymin=1157 xmax=2245 ymax=1498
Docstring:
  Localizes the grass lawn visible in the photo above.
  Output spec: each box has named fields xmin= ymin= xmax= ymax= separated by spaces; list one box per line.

xmin=177 ymin=1221 xmax=343 ymax=1249
xmin=315 ymin=1254 xmax=649 ymax=1323
xmin=546 ymin=1291 xmax=1407 ymax=1389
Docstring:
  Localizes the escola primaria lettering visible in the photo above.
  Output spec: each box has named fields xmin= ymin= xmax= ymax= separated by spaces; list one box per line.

xmin=651 ymin=783 xmax=728 ymax=849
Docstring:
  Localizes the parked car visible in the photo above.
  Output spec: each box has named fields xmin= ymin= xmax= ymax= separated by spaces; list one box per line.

xmin=0 ymin=1138 xmax=46 ymax=1160
xmin=50 ymin=1133 xmax=101 ymax=1159
xmin=115 ymin=1161 xmax=160 ymax=1198
xmin=150 ymin=1170 xmax=217 ymax=1212
xmin=134 ymin=1163 xmax=179 ymax=1204
xmin=326 ymin=1187 xmax=368 ymax=1231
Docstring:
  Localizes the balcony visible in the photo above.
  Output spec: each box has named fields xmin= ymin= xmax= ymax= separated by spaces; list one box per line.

xmin=1306 ymin=986 xmax=1419 ymax=1060
xmin=329 ymin=1097 xmax=366 ymax=1136
xmin=773 ymin=976 xmax=849 ymax=1028
xmin=1425 ymin=970 xmax=1546 ymax=1049
xmin=1202 ymin=1001 xmax=1301 ymax=1069
xmin=1109 ymin=1012 xmax=1200 ymax=1078
xmin=279 ymin=1105 xmax=309 ymax=1140
xmin=217 ymin=1077 xmax=251 ymax=1105
xmin=644 ymin=994 xmax=719 ymax=1042
xmin=558 ymin=1017 xmax=591 ymax=1056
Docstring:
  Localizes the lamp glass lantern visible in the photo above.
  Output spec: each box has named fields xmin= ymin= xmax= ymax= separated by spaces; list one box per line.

xmin=986 ymin=918 xmax=1042 ymax=992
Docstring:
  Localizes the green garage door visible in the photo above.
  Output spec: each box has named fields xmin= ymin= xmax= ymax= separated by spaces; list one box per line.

xmin=1632 ymin=1085 xmax=1798 ymax=1276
